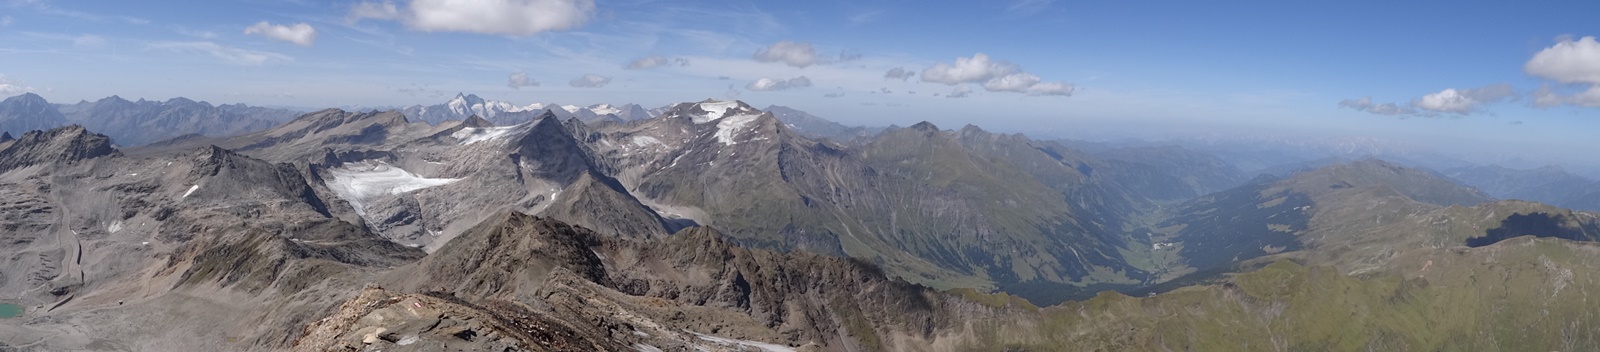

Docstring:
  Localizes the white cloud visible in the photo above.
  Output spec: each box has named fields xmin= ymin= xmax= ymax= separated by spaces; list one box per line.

xmin=0 ymin=16 xmax=12 ymax=27
xmin=753 ymin=41 xmax=817 ymax=68
xmin=1341 ymin=84 xmax=1514 ymax=117
xmin=982 ymin=72 xmax=1040 ymax=92
xmin=1524 ymin=36 xmax=1600 ymax=109
xmin=352 ymin=0 xmax=596 ymax=36
xmin=1533 ymin=84 xmax=1600 ymax=108
xmin=1525 ymin=36 xmax=1600 ymax=85
xmin=1338 ymin=97 xmax=1418 ymax=116
xmin=72 ymin=34 xmax=105 ymax=48
xmin=507 ymin=71 xmax=539 ymax=89
xmin=1573 ymin=86 xmax=1600 ymax=107
xmin=1531 ymin=85 xmax=1564 ymax=108
xmin=923 ymin=53 xmax=1074 ymax=96
xmin=922 ymin=53 xmax=1017 ymax=85
xmin=0 ymin=75 xmax=35 ymax=95
xmin=244 ymin=21 xmax=316 ymax=46
xmin=1412 ymin=84 xmax=1515 ymax=114
xmin=947 ymin=85 xmax=973 ymax=98
xmin=147 ymin=41 xmax=293 ymax=65
xmin=1412 ymin=89 xmax=1475 ymax=113
xmin=884 ymin=67 xmax=914 ymax=80
xmin=626 ymin=55 xmax=688 ymax=69
xmin=568 ymin=73 xmax=611 ymax=88
xmin=1024 ymin=81 xmax=1075 ymax=96
xmin=746 ymin=76 xmax=811 ymax=91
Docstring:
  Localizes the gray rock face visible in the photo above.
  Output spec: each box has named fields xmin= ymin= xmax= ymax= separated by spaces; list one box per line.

xmin=0 ymin=93 xmax=68 ymax=137
xmin=0 ymin=125 xmax=119 ymax=174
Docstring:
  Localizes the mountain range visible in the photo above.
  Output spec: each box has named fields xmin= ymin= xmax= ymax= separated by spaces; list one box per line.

xmin=0 ymin=93 xmax=302 ymax=147
xmin=5 ymin=95 xmax=1600 ymax=350
xmin=1444 ymin=164 xmax=1600 ymax=212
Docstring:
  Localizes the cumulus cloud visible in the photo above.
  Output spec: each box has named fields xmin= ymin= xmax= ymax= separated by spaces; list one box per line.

xmin=349 ymin=0 xmax=595 ymax=36
xmin=922 ymin=53 xmax=1017 ymax=84
xmin=568 ymin=73 xmax=611 ymax=88
xmin=1411 ymin=84 xmax=1515 ymax=114
xmin=754 ymin=41 xmax=817 ymax=68
xmin=923 ymin=53 xmax=1073 ymax=96
xmin=625 ymin=55 xmax=688 ymax=69
xmin=0 ymin=75 xmax=34 ymax=95
xmin=1525 ymin=36 xmax=1600 ymax=85
xmin=884 ymin=67 xmax=915 ymax=80
xmin=746 ymin=76 xmax=812 ymax=91
xmin=244 ymin=21 xmax=317 ymax=46
xmin=147 ymin=41 xmax=292 ymax=65
xmin=507 ymin=71 xmax=539 ymax=89
xmin=1340 ymin=84 xmax=1514 ymax=117
xmin=1524 ymin=36 xmax=1600 ymax=109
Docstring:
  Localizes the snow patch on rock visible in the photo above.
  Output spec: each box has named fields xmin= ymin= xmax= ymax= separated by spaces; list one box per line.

xmin=325 ymin=161 xmax=461 ymax=214
xmin=631 ymin=136 xmax=663 ymax=147
xmin=691 ymin=332 xmax=795 ymax=352
xmin=451 ymin=121 xmax=533 ymax=145
xmin=182 ymin=185 xmax=200 ymax=198
xmin=714 ymin=113 xmax=762 ymax=145
xmin=692 ymin=100 xmax=740 ymax=124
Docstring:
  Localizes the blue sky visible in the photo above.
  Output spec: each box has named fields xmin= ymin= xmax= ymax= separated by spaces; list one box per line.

xmin=2 ymin=0 xmax=1599 ymax=166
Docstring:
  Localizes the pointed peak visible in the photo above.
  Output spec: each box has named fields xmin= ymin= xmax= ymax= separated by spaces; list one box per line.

xmin=461 ymin=115 xmax=494 ymax=128
xmin=193 ymin=144 xmax=243 ymax=162
xmin=0 ymin=131 xmax=13 ymax=143
xmin=5 ymin=92 xmax=46 ymax=103
xmin=909 ymin=121 xmax=940 ymax=132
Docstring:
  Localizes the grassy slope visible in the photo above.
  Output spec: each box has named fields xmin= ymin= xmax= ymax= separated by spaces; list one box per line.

xmin=952 ymin=237 xmax=1600 ymax=351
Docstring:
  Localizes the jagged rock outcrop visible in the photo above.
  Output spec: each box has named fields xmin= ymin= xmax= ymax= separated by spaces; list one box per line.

xmin=0 ymin=125 xmax=118 ymax=173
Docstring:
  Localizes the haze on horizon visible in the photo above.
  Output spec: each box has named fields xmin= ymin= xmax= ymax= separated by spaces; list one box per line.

xmin=2 ymin=0 xmax=1598 ymax=171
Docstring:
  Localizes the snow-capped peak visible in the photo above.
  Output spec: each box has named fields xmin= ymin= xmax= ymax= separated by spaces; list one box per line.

xmin=688 ymin=99 xmax=759 ymax=124
xmin=588 ymin=104 xmax=621 ymax=116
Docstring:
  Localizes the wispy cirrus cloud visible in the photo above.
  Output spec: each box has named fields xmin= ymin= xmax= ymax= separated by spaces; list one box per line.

xmin=146 ymin=41 xmax=292 ymax=65
xmin=625 ymin=55 xmax=689 ymax=69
